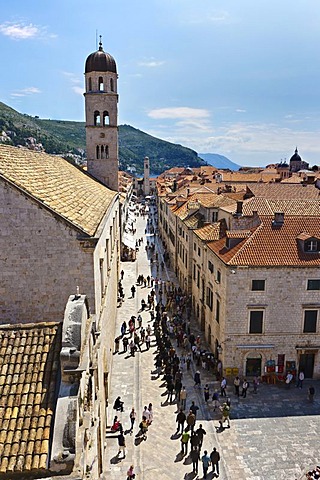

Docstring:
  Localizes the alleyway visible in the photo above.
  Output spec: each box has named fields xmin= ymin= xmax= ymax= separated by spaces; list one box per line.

xmin=104 ymin=205 xmax=320 ymax=480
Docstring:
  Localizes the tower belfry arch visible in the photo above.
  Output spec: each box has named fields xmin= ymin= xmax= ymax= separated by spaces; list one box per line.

xmin=84 ymin=37 xmax=119 ymax=191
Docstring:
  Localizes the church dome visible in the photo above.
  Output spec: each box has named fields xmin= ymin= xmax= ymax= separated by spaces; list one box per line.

xmin=85 ymin=41 xmax=117 ymax=74
xmin=289 ymin=147 xmax=302 ymax=163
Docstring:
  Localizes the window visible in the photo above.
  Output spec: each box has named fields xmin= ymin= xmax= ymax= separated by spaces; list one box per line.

xmin=305 ymin=239 xmax=319 ymax=252
xmin=303 ymin=310 xmax=317 ymax=333
xmin=252 ymin=280 xmax=265 ymax=291
xmin=110 ymin=78 xmax=114 ymax=92
xmin=208 ymin=261 xmax=214 ymax=273
xmin=103 ymin=111 xmax=109 ymax=126
xmin=307 ymin=280 xmax=320 ymax=290
xmin=198 ymin=247 xmax=201 ymax=257
xmin=215 ymin=299 xmax=220 ymax=323
xmin=206 ymin=287 xmax=213 ymax=310
xmin=249 ymin=311 xmax=263 ymax=334
xmin=193 ymin=243 xmax=196 ymax=252
xmin=216 ymin=270 xmax=221 ymax=284
xmin=193 ymin=264 xmax=196 ymax=280
xmin=88 ymin=77 xmax=92 ymax=91
xmin=99 ymin=76 xmax=104 ymax=91
xmin=212 ymin=211 xmax=218 ymax=222
xmin=94 ymin=111 xmax=101 ymax=126
xmin=197 ymin=269 xmax=200 ymax=288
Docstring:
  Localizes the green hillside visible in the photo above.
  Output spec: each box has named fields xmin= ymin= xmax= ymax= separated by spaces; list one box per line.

xmin=0 ymin=102 xmax=205 ymax=175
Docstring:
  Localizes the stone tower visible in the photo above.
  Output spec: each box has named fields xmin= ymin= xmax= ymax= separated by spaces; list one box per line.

xmin=143 ymin=156 xmax=150 ymax=195
xmin=84 ymin=39 xmax=119 ymax=191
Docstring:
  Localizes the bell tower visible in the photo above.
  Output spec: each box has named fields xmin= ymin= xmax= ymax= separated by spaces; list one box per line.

xmin=143 ymin=156 xmax=150 ymax=195
xmin=84 ymin=38 xmax=119 ymax=191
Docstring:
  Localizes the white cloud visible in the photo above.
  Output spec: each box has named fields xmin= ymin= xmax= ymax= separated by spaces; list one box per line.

xmin=11 ymin=87 xmax=41 ymax=97
xmin=72 ymin=86 xmax=84 ymax=95
xmin=62 ymin=71 xmax=83 ymax=95
xmin=138 ymin=60 xmax=165 ymax=68
xmin=236 ymin=109 xmax=246 ymax=113
xmin=181 ymin=9 xmax=233 ymax=25
xmin=148 ymin=107 xmax=210 ymax=120
xmin=0 ymin=22 xmax=55 ymax=40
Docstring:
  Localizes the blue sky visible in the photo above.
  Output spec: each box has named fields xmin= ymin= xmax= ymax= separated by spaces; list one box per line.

xmin=1 ymin=0 xmax=320 ymax=166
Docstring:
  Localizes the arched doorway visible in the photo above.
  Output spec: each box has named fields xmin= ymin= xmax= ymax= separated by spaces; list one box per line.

xmin=245 ymin=353 xmax=262 ymax=377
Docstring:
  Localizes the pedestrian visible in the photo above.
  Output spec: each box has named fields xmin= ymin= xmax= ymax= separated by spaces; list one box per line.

xmin=201 ymin=450 xmax=211 ymax=479
xmin=180 ymin=386 xmax=187 ymax=410
xmin=129 ymin=340 xmax=135 ymax=356
xmin=190 ymin=431 xmax=200 ymax=451
xmin=142 ymin=406 xmax=150 ymax=423
xmin=145 ymin=334 xmax=151 ymax=350
xmin=180 ymin=428 xmax=190 ymax=456
xmin=121 ymin=321 xmax=127 ymax=337
xmin=117 ymin=432 xmax=126 ymax=458
xmin=308 ymin=385 xmax=315 ymax=402
xmin=122 ymin=336 xmax=129 ymax=352
xmin=285 ymin=371 xmax=293 ymax=388
xmin=189 ymin=401 xmax=199 ymax=417
xmin=234 ymin=376 xmax=240 ymax=396
xmin=212 ymin=390 xmax=220 ymax=411
xmin=194 ymin=370 xmax=201 ymax=388
xmin=241 ymin=379 xmax=248 ymax=398
xmin=113 ymin=396 xmax=124 ymax=412
xmin=131 ymin=285 xmax=136 ymax=298
xmin=196 ymin=424 xmax=206 ymax=451
xmin=210 ymin=447 xmax=220 ymax=476
xmin=186 ymin=354 xmax=192 ymax=370
xmin=167 ymin=382 xmax=174 ymax=403
xmin=219 ymin=402 xmax=230 ymax=429
xmin=204 ymin=384 xmax=210 ymax=403
xmin=120 ymin=269 xmax=124 ymax=280
xmin=114 ymin=336 xmax=120 ymax=353
xmin=148 ymin=403 xmax=154 ymax=425
xmin=139 ymin=417 xmax=148 ymax=440
xmin=190 ymin=447 xmax=200 ymax=474
xmin=127 ymin=465 xmax=135 ymax=480
xmin=186 ymin=410 xmax=196 ymax=434
xmin=220 ymin=377 xmax=227 ymax=397
xmin=137 ymin=314 xmax=143 ymax=328
xmin=297 ymin=371 xmax=304 ymax=389
xmin=129 ymin=408 xmax=136 ymax=433
xmin=253 ymin=376 xmax=259 ymax=394
xmin=176 ymin=408 xmax=186 ymax=434
xmin=134 ymin=333 xmax=142 ymax=352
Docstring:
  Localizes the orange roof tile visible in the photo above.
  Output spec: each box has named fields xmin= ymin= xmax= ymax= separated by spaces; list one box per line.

xmin=194 ymin=223 xmax=221 ymax=241
xmin=208 ymin=216 xmax=320 ymax=266
xmin=0 ymin=322 xmax=61 ymax=475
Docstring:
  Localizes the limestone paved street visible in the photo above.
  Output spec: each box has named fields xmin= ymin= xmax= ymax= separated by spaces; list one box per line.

xmin=104 ymin=210 xmax=320 ymax=480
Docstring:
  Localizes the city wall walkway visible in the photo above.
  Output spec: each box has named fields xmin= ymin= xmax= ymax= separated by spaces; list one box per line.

xmin=104 ymin=207 xmax=320 ymax=480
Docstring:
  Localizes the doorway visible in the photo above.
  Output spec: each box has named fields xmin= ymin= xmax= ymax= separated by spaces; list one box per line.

xmin=245 ymin=356 xmax=262 ymax=376
xmin=299 ymin=353 xmax=315 ymax=378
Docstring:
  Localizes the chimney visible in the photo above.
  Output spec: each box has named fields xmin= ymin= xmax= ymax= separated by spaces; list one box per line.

xmin=272 ymin=212 xmax=284 ymax=226
xmin=236 ymin=201 xmax=243 ymax=216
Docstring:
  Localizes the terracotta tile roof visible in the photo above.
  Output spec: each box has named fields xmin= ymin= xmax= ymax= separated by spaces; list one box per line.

xmin=247 ymin=183 xmax=320 ymax=200
xmin=220 ymin=171 xmax=280 ymax=182
xmin=0 ymin=145 xmax=117 ymax=236
xmin=208 ymin=216 xmax=320 ymax=266
xmin=194 ymin=223 xmax=221 ymax=241
xmin=184 ymin=213 xmax=202 ymax=229
xmin=226 ymin=230 xmax=251 ymax=238
xmin=242 ymin=198 xmax=320 ymax=216
xmin=0 ymin=322 xmax=61 ymax=475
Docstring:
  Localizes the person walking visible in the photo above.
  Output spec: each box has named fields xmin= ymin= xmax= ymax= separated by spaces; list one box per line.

xmin=189 ymin=401 xmax=199 ymax=418
xmin=120 ymin=269 xmax=124 ymax=280
xmin=297 ymin=371 xmax=304 ymax=389
xmin=186 ymin=410 xmax=196 ymax=434
xmin=145 ymin=334 xmax=151 ymax=350
xmin=180 ymin=428 xmax=190 ymax=456
xmin=220 ymin=377 xmax=227 ymax=397
xmin=201 ymin=450 xmax=211 ymax=479
xmin=204 ymin=384 xmax=210 ymax=403
xmin=194 ymin=370 xmax=201 ymax=388
xmin=117 ymin=432 xmax=126 ymax=458
xmin=219 ymin=402 xmax=230 ymax=429
xmin=210 ymin=447 xmax=220 ymax=476
xmin=180 ymin=386 xmax=187 ymax=410
xmin=308 ymin=385 xmax=315 ymax=402
xmin=127 ymin=465 xmax=135 ymax=480
xmin=190 ymin=447 xmax=200 ymax=474
xmin=129 ymin=408 xmax=136 ymax=433
xmin=285 ymin=371 xmax=293 ymax=389
xmin=190 ymin=431 xmax=200 ymax=451
xmin=234 ymin=376 xmax=240 ymax=396
xmin=253 ymin=376 xmax=259 ymax=394
xmin=196 ymin=424 xmax=206 ymax=451
xmin=241 ymin=379 xmax=248 ymax=398
xmin=212 ymin=390 xmax=220 ymax=411
xmin=122 ymin=336 xmax=129 ymax=352
xmin=176 ymin=408 xmax=186 ymax=434
xmin=114 ymin=336 xmax=120 ymax=353
xmin=131 ymin=285 xmax=136 ymax=298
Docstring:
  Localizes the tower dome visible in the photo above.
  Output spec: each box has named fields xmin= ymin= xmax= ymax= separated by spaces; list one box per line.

xmin=85 ymin=40 xmax=117 ymax=74
xmin=289 ymin=147 xmax=302 ymax=163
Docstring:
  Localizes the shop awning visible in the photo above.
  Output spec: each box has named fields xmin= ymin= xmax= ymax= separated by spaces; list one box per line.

xmin=236 ymin=344 xmax=275 ymax=349
xmin=122 ymin=232 xmax=135 ymax=250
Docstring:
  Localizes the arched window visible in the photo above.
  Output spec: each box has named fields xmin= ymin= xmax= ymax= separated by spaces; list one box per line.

xmin=110 ymin=78 xmax=114 ymax=92
xmin=103 ymin=111 xmax=109 ymax=126
xmin=94 ymin=111 xmax=101 ymax=126
xmin=105 ymin=145 xmax=109 ymax=158
xmin=96 ymin=146 xmax=100 ymax=159
xmin=101 ymin=145 xmax=105 ymax=159
xmin=88 ymin=77 xmax=92 ymax=91
xmin=99 ymin=77 xmax=104 ymax=91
